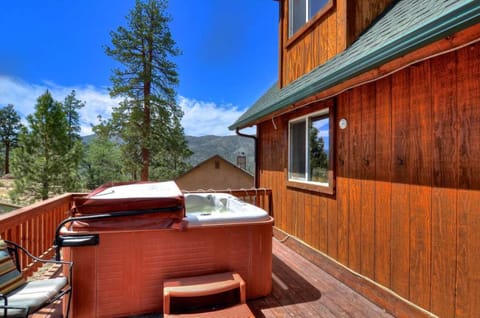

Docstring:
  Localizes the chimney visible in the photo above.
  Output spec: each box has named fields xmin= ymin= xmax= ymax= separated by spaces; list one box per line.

xmin=236 ymin=152 xmax=246 ymax=170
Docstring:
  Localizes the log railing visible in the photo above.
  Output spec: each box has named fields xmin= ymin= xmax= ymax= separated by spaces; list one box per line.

xmin=0 ymin=188 xmax=273 ymax=277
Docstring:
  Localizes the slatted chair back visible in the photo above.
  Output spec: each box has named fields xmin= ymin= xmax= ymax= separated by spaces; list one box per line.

xmin=0 ymin=241 xmax=26 ymax=297
xmin=0 ymin=240 xmax=73 ymax=318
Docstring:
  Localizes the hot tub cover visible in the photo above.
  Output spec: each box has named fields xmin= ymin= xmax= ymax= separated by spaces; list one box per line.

xmin=73 ymin=181 xmax=185 ymax=221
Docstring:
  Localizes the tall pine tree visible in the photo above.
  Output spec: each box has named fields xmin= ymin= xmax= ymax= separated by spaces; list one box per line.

xmin=104 ymin=0 xmax=191 ymax=181
xmin=62 ymin=90 xmax=85 ymax=190
xmin=10 ymin=91 xmax=82 ymax=202
xmin=0 ymin=104 xmax=22 ymax=175
xmin=63 ymin=90 xmax=85 ymax=146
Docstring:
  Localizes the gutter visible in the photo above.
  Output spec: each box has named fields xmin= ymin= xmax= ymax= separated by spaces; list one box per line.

xmin=230 ymin=1 xmax=480 ymax=130
xmin=235 ymin=128 xmax=259 ymax=188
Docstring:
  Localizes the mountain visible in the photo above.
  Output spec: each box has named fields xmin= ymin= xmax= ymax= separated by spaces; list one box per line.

xmin=185 ymin=135 xmax=255 ymax=174
xmin=82 ymin=134 xmax=256 ymax=174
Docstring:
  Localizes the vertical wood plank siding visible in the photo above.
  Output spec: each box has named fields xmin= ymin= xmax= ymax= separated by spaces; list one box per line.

xmin=258 ymin=42 xmax=480 ymax=317
xmin=431 ymin=51 xmax=457 ymax=318
xmin=281 ymin=0 xmax=393 ymax=87
xmin=456 ymin=43 xmax=480 ymax=318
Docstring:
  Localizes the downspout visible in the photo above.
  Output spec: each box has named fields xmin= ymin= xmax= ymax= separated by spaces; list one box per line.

xmin=235 ymin=128 xmax=259 ymax=188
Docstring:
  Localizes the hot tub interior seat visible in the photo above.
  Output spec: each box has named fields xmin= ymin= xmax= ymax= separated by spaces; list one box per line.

xmin=184 ymin=193 xmax=270 ymax=225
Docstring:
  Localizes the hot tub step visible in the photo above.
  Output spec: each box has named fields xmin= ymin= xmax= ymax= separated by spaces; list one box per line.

xmin=163 ymin=272 xmax=249 ymax=316
xmin=163 ymin=303 xmax=255 ymax=318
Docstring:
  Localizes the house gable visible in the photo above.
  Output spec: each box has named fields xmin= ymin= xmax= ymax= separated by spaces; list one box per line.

xmin=175 ymin=155 xmax=254 ymax=191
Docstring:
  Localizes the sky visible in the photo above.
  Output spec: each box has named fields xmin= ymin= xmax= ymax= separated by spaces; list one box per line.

xmin=0 ymin=1 xmax=279 ymax=136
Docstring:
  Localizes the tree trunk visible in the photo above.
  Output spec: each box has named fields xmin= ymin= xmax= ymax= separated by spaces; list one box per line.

xmin=4 ymin=143 xmax=9 ymax=175
xmin=141 ymin=88 xmax=151 ymax=181
xmin=141 ymin=147 xmax=149 ymax=181
xmin=140 ymin=38 xmax=154 ymax=181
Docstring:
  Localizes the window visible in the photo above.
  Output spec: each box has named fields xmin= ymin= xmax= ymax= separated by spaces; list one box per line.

xmin=288 ymin=109 xmax=333 ymax=193
xmin=289 ymin=0 xmax=329 ymax=37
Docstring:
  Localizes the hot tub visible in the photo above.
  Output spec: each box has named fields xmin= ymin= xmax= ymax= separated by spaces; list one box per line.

xmin=60 ymin=186 xmax=273 ymax=318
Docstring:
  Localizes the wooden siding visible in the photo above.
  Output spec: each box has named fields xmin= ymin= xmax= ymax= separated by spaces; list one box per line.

xmin=258 ymin=42 xmax=480 ymax=317
xmin=346 ymin=0 xmax=394 ymax=45
xmin=280 ymin=0 xmax=393 ymax=87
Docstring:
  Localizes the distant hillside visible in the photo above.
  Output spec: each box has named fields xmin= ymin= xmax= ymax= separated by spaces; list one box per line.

xmin=82 ymin=134 xmax=255 ymax=174
xmin=186 ymin=135 xmax=255 ymax=174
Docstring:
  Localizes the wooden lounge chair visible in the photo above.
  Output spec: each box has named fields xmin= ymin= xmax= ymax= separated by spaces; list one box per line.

xmin=0 ymin=240 xmax=72 ymax=318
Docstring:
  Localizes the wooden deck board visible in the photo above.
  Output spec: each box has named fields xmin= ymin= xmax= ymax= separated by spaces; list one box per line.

xmin=32 ymin=238 xmax=394 ymax=318
xmin=248 ymin=239 xmax=394 ymax=318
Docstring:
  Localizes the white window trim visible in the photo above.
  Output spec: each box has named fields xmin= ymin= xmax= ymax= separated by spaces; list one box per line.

xmin=288 ymin=108 xmax=329 ymax=185
xmin=287 ymin=0 xmax=334 ymax=40
xmin=289 ymin=0 xmax=317 ymax=37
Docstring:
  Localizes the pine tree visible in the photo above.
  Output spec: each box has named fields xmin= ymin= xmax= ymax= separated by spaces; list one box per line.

xmin=151 ymin=115 xmax=191 ymax=180
xmin=83 ymin=117 xmax=126 ymax=189
xmin=62 ymin=90 xmax=85 ymax=190
xmin=309 ymin=126 xmax=328 ymax=182
xmin=105 ymin=0 xmax=191 ymax=181
xmin=63 ymin=90 xmax=85 ymax=146
xmin=10 ymin=91 xmax=81 ymax=202
xmin=0 ymin=104 xmax=22 ymax=175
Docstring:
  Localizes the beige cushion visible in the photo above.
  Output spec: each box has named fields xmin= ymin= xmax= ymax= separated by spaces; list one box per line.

xmin=3 ymin=277 xmax=67 ymax=316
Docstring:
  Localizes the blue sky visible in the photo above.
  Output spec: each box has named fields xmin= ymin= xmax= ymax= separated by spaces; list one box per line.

xmin=0 ymin=1 xmax=278 ymax=136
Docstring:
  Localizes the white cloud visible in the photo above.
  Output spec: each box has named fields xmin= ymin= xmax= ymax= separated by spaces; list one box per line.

xmin=0 ymin=76 xmax=253 ymax=137
xmin=0 ymin=75 xmax=118 ymax=136
xmin=179 ymin=96 xmax=254 ymax=136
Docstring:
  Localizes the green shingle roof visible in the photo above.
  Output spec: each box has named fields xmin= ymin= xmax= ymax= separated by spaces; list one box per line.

xmin=230 ymin=0 xmax=480 ymax=130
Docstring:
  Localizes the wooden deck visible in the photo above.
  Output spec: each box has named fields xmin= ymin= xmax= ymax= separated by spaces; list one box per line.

xmin=32 ymin=238 xmax=393 ymax=318
xmin=248 ymin=239 xmax=393 ymax=318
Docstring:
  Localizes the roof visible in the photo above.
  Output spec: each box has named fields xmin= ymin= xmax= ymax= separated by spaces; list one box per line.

xmin=230 ymin=0 xmax=480 ymax=130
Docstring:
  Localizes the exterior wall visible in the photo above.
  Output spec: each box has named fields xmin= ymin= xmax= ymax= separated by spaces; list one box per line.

xmin=258 ymin=42 xmax=480 ymax=317
xmin=279 ymin=0 xmax=393 ymax=87
xmin=175 ymin=157 xmax=254 ymax=191
xmin=345 ymin=0 xmax=394 ymax=45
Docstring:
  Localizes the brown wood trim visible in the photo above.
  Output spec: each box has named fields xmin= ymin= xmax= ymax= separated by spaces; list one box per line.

xmin=272 ymin=227 xmax=438 ymax=318
xmin=278 ymin=0 xmax=284 ymax=89
xmin=285 ymin=0 xmax=335 ymax=49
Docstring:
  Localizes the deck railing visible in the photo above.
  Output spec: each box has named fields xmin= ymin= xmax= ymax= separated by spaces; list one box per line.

xmin=0 ymin=193 xmax=75 ymax=277
xmin=0 ymin=188 xmax=273 ymax=277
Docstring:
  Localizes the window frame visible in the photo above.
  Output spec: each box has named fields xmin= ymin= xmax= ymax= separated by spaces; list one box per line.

xmin=287 ymin=105 xmax=335 ymax=195
xmin=286 ymin=0 xmax=334 ymax=46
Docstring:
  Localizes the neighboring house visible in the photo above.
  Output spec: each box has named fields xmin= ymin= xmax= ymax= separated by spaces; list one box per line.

xmin=175 ymin=155 xmax=254 ymax=191
xmin=230 ymin=1 xmax=480 ymax=317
